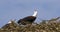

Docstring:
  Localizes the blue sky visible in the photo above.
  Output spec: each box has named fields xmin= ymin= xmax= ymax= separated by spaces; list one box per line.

xmin=0 ymin=0 xmax=60 ymax=27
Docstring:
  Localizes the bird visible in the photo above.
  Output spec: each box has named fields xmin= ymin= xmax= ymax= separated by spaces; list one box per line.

xmin=17 ymin=9 xmax=37 ymax=25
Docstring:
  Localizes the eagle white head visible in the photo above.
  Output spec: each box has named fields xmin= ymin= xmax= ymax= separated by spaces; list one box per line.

xmin=32 ymin=9 xmax=37 ymax=17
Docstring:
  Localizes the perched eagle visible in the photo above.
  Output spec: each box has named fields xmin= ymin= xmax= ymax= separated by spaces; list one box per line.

xmin=17 ymin=10 xmax=37 ymax=25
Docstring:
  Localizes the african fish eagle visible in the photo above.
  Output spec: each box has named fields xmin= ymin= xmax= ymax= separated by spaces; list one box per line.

xmin=17 ymin=10 xmax=37 ymax=25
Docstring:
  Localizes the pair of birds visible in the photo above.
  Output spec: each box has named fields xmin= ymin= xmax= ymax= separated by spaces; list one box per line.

xmin=8 ymin=10 xmax=38 ymax=25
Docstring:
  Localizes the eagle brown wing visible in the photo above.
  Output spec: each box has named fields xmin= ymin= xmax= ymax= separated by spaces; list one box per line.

xmin=17 ymin=16 xmax=36 ymax=25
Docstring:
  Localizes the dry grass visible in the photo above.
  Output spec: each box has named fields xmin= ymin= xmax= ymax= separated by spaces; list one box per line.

xmin=0 ymin=17 xmax=60 ymax=32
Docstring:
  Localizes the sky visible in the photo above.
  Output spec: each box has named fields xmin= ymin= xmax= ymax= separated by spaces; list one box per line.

xmin=0 ymin=0 xmax=60 ymax=27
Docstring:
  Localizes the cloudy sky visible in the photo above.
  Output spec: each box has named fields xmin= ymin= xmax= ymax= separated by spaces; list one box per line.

xmin=0 ymin=0 xmax=60 ymax=27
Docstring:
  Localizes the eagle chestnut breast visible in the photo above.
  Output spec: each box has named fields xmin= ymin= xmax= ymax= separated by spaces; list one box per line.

xmin=17 ymin=10 xmax=37 ymax=25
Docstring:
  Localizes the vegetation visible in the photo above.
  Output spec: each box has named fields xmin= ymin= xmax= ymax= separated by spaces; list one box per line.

xmin=0 ymin=17 xmax=60 ymax=32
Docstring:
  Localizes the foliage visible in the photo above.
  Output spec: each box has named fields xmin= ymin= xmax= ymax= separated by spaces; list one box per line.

xmin=0 ymin=17 xmax=60 ymax=32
